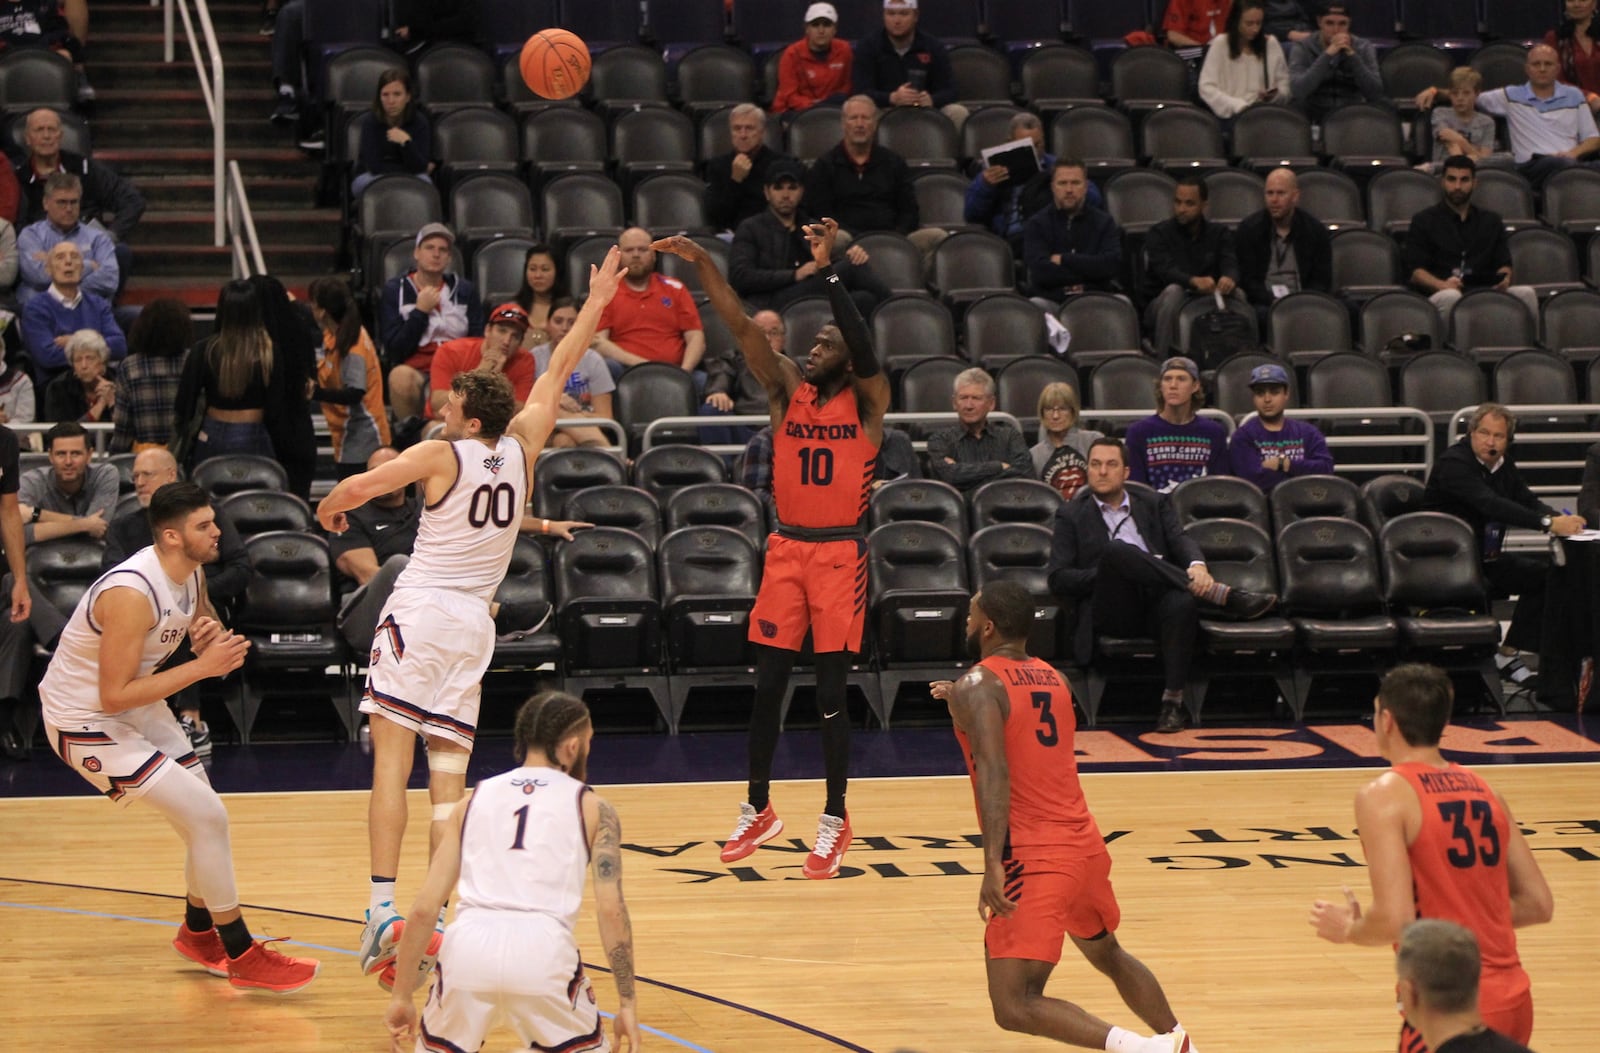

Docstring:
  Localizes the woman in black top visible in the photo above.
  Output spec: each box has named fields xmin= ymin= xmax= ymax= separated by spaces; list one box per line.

xmin=174 ymin=281 xmax=283 ymax=466
xmin=512 ymin=243 xmax=568 ymax=351
xmin=250 ymin=274 xmax=318 ymax=500
xmin=351 ymin=68 xmax=433 ymax=198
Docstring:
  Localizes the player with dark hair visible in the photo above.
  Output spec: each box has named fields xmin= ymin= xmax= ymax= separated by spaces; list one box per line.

xmin=654 ymin=218 xmax=890 ymax=879
xmin=931 ymin=581 xmax=1195 ymax=1053
xmin=1396 ymin=921 xmax=1537 ymax=1053
xmin=39 ymin=481 xmax=320 ymax=991
xmin=319 ymin=245 xmax=627 ymax=989
xmin=1310 ymin=663 xmax=1554 ymax=1051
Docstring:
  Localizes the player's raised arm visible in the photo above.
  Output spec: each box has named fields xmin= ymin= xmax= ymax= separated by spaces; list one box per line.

xmin=653 ymin=234 xmax=796 ymax=403
xmin=508 ymin=245 xmax=627 ymax=452
xmin=384 ymin=794 xmax=470 ymax=1051
xmin=317 ymin=441 xmax=453 ymax=534
xmin=1499 ymin=796 xmax=1554 ymax=929
xmin=805 ymin=219 xmax=889 ymax=434
xmin=947 ymin=667 xmax=1016 ymax=922
xmin=586 ymin=791 xmax=641 ymax=1051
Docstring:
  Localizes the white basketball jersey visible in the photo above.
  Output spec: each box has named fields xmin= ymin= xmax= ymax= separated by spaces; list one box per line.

xmin=40 ymin=546 xmax=200 ymax=726
xmin=456 ymin=766 xmax=591 ymax=930
xmin=396 ymin=435 xmax=529 ymax=603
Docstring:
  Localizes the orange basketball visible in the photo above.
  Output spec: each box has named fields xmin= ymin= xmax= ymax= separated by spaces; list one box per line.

xmin=519 ymin=29 xmax=591 ymax=100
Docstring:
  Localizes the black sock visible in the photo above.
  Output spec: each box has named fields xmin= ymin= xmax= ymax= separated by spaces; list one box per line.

xmin=746 ymin=646 xmax=795 ymax=812
xmin=815 ymin=651 xmax=851 ymax=819
xmin=217 ymin=917 xmax=253 ymax=959
xmin=185 ymin=901 xmax=213 ymax=932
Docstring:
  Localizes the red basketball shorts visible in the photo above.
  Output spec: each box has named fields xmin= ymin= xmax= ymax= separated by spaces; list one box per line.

xmin=985 ymin=851 xmax=1122 ymax=965
xmin=748 ymin=535 xmax=866 ymax=653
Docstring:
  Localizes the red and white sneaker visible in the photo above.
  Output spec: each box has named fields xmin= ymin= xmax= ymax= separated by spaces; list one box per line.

xmin=376 ymin=926 xmax=445 ymax=992
xmin=226 ymin=937 xmax=321 ymax=993
xmin=802 ymin=812 xmax=851 ymax=879
xmin=720 ymin=802 xmax=783 ymax=863
xmin=172 ymin=923 xmax=228 ymax=977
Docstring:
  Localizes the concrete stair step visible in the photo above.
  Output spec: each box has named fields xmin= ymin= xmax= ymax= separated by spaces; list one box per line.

xmin=136 ymin=174 xmax=318 ymax=210
xmin=95 ymin=30 xmax=273 ymax=64
xmin=94 ymin=0 xmax=264 ymax=36
xmin=90 ymin=58 xmax=271 ymax=91
xmin=94 ymin=116 xmax=293 ymax=150
xmin=128 ymin=208 xmax=341 ymax=248
xmin=128 ymin=242 xmax=337 ymax=278
xmin=96 ymin=145 xmax=308 ymax=178
xmin=91 ymin=86 xmax=277 ymax=122
xmin=122 ymin=274 xmax=323 ymax=309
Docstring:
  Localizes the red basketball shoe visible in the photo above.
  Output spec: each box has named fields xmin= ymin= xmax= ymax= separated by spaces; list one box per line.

xmin=376 ymin=925 xmax=446 ymax=992
xmin=227 ymin=937 xmax=321 ymax=993
xmin=720 ymin=802 xmax=783 ymax=863
xmin=172 ymin=923 xmax=228 ymax=977
xmin=802 ymin=812 xmax=851 ymax=879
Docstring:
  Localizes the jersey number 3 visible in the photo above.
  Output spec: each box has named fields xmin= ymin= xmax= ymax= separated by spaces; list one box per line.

xmin=1031 ymin=691 xmax=1059 ymax=748
xmin=469 ymin=482 xmax=518 ymax=528
xmin=1438 ymin=800 xmax=1501 ymax=869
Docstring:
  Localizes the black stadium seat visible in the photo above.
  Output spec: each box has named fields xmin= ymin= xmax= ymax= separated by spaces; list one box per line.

xmin=191 ymin=455 xmax=290 ymax=498
xmin=1170 ymin=476 xmax=1268 ymax=527
xmin=659 ymin=525 xmax=762 ymax=731
xmin=868 ymin=520 xmax=970 ymax=722
xmin=562 ymin=485 xmax=663 ymax=549
xmin=663 ymin=483 xmax=768 ymax=550
xmin=554 ymin=525 xmax=670 ymax=723
xmin=869 ymin=479 xmax=968 ymax=541
xmin=532 ymin=447 xmax=628 ymax=518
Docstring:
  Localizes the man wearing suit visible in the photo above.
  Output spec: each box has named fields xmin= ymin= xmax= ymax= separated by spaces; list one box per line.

xmin=1046 ymin=437 xmax=1276 ymax=732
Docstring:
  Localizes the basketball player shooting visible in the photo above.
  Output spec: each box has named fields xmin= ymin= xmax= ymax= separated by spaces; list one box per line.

xmin=653 ymin=220 xmax=889 ymax=879
xmin=318 ymin=245 xmax=627 ymax=990
xmin=1309 ymin=664 xmax=1553 ymax=1051
xmin=932 ymin=581 xmax=1195 ymax=1053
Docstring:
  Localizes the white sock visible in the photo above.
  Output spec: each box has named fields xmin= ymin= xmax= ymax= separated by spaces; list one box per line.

xmin=1105 ymin=1026 xmax=1145 ymax=1053
xmin=369 ymin=880 xmax=396 ymax=912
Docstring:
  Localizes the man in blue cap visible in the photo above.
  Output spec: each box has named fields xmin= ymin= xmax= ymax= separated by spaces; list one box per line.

xmin=1226 ymin=362 xmax=1334 ymax=492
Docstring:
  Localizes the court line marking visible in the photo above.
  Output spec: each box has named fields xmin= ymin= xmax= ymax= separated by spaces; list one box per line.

xmin=0 ymin=881 xmax=874 ymax=1053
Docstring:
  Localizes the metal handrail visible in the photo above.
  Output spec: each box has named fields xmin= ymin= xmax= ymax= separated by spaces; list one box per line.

xmin=10 ymin=421 xmax=114 ymax=453
xmin=224 ymin=160 xmax=268 ymax=278
xmin=164 ymin=0 xmax=226 ymax=246
xmin=639 ymin=411 xmax=1029 ymax=455
xmin=1237 ymin=407 xmax=1436 ymax=478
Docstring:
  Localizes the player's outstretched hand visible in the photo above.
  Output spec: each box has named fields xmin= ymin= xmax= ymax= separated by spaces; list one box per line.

xmin=197 ymin=630 xmax=251 ymax=679
xmin=650 ymin=234 xmax=706 ymax=263
xmin=613 ymin=1004 xmax=642 ymax=1051
xmin=546 ymin=519 xmax=595 ymax=541
xmin=384 ymin=998 xmax=419 ymax=1053
xmin=804 ymin=217 xmax=839 ymax=268
xmin=586 ymin=245 xmax=627 ymax=308
xmin=1308 ymin=886 xmax=1360 ymax=943
xmin=979 ymin=861 xmax=1017 ymax=921
xmin=189 ymin=616 xmax=224 ymax=655
xmin=928 ymin=680 xmax=955 ymax=702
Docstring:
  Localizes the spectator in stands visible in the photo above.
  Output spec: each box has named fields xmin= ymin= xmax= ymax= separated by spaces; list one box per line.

xmin=852 ymin=0 xmax=968 ymax=131
xmin=20 ymin=240 xmax=125 ymax=378
xmin=1199 ymin=0 xmax=1292 ymax=122
xmin=0 ymin=216 xmax=16 ymax=293
xmin=1125 ymin=356 xmax=1231 ymax=492
xmin=332 ymin=446 xmax=420 ymax=651
xmin=773 ymin=4 xmax=853 ymax=119
xmin=1286 ymin=0 xmax=1385 ymax=124
xmin=699 ymin=307 xmax=778 ymax=447
xmin=803 ymin=96 xmax=926 ymax=248
xmin=352 ymin=69 xmax=433 ymax=198
xmin=1404 ymin=156 xmax=1539 ymax=323
xmin=1422 ymin=402 xmax=1584 ymax=689
xmin=15 ymin=109 xmax=146 ymax=262
xmin=1165 ymin=0 xmax=1232 ymax=48
xmin=378 ymin=222 xmax=485 ymax=422
xmin=1416 ymin=68 xmax=1502 ymax=173
xmin=1143 ymin=175 xmax=1243 ymax=356
xmin=1031 ymin=381 xmax=1102 ymax=499
xmin=1226 ymin=362 xmax=1332 ymax=492
xmin=1395 ymin=921 xmax=1541 ymax=1053
xmin=926 ymin=367 xmax=1032 ymax=493
xmin=965 ymin=112 xmax=1104 ymax=258
xmin=1046 ymin=435 xmax=1276 ymax=734
xmin=0 ymin=137 xmax=16 ymax=225
xmin=0 ymin=0 xmax=92 ymax=103
xmin=174 ymin=279 xmax=286 ymax=465
xmin=0 ymin=341 xmax=35 ymax=433
xmin=705 ymin=105 xmax=794 ymax=235
xmin=309 ymin=276 xmax=390 ymax=478
xmin=1547 ymin=0 xmax=1600 ymax=112
xmin=41 ymin=329 xmax=114 ymax=424
xmin=248 ymin=273 xmax=318 ymax=500
xmin=1419 ymin=44 xmax=1600 ymax=189
xmin=270 ymin=1 xmax=308 ymax=124
xmin=531 ymin=297 xmax=616 ymax=449
xmin=17 ymin=172 xmax=119 ymax=306
xmin=389 ymin=0 xmax=480 ymax=54
xmin=103 ymin=446 xmax=249 ymax=757
xmin=1262 ymin=0 xmax=1312 ymax=41
xmin=110 ymin=297 xmax=191 ymax=453
xmin=1023 ymin=158 xmax=1124 ymax=302
xmin=594 ymin=226 xmax=706 ymax=386
xmin=731 ymin=158 xmax=890 ymax=315
xmin=512 ymin=243 xmax=567 ymax=351
xmin=1235 ymin=168 xmax=1332 ymax=325
xmin=0 ymin=421 xmax=26 ymax=760
xmin=429 ymin=303 xmax=537 ymax=419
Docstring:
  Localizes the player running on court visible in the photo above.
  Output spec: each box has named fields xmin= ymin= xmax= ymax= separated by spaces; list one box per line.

xmin=653 ymin=220 xmax=890 ymax=879
xmin=383 ymin=691 xmax=639 ymax=1053
xmin=933 ymin=581 xmax=1195 ymax=1053
xmin=40 ymin=482 xmax=320 ymax=992
xmin=1310 ymin=663 xmax=1554 ymax=1051
xmin=318 ymin=245 xmax=627 ymax=987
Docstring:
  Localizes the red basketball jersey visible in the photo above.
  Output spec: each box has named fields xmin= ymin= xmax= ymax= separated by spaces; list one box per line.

xmin=1393 ymin=761 xmax=1530 ymax=1012
xmin=955 ymin=655 xmax=1104 ymax=861
xmin=770 ymin=383 xmax=877 ymax=529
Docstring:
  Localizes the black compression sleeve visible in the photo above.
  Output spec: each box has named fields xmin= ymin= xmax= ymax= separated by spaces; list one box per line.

xmin=818 ymin=265 xmax=880 ymax=380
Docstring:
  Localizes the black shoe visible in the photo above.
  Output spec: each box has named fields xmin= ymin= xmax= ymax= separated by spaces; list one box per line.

xmin=1155 ymin=701 xmax=1187 ymax=734
xmin=0 ymin=724 xmax=29 ymax=761
xmin=1221 ymin=588 xmax=1277 ymax=620
xmin=270 ymin=94 xmax=299 ymax=124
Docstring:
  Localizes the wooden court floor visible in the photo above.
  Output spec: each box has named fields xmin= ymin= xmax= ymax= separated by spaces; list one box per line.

xmin=2 ymin=763 xmax=1596 ymax=1052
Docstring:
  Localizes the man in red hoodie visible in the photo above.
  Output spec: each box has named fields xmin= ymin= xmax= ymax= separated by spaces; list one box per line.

xmin=773 ymin=3 xmax=853 ymax=119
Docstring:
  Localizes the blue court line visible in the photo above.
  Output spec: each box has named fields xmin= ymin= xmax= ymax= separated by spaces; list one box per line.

xmin=0 ymin=895 xmax=871 ymax=1052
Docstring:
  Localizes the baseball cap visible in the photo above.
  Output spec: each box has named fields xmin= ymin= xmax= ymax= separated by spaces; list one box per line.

xmin=1317 ymin=0 xmax=1350 ymax=16
xmin=414 ymin=222 xmax=454 ymax=248
xmin=1248 ymin=363 xmax=1291 ymax=388
xmin=884 ymin=0 xmax=917 ymax=9
xmin=804 ymin=3 xmax=838 ymax=23
xmin=486 ymin=303 xmax=530 ymax=331
xmin=1159 ymin=356 xmax=1200 ymax=382
xmin=765 ymin=157 xmax=806 ymax=186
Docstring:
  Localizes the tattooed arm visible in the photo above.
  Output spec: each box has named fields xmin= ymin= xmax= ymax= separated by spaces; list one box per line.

xmin=586 ymin=790 xmax=641 ymax=1051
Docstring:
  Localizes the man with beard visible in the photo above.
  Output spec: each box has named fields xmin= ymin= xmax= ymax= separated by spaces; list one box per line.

xmin=1225 ymin=362 xmax=1333 ymax=493
xmin=930 ymin=581 xmax=1196 ymax=1053
xmin=1404 ymin=156 xmax=1538 ymax=325
xmin=1047 ymin=437 xmax=1275 ymax=733
xmin=38 ymin=482 xmax=320 ymax=991
xmin=383 ymin=691 xmax=640 ymax=1053
xmin=1234 ymin=168 xmax=1333 ymax=331
xmin=317 ymin=245 xmax=626 ymax=990
xmin=655 ymin=220 xmax=890 ymax=880
xmin=593 ymin=226 xmax=706 ymax=387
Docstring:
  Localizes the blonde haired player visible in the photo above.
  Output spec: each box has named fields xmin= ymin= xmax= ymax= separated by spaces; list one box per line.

xmin=319 ymin=245 xmax=627 ymax=990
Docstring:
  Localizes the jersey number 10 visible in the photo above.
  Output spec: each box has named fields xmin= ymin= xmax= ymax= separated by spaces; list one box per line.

xmin=797 ymin=446 xmax=834 ymax=486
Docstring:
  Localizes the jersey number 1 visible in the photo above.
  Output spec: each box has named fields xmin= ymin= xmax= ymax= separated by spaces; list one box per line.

xmin=469 ymin=482 xmax=518 ymax=528
xmin=797 ymin=446 xmax=834 ymax=486
xmin=1438 ymin=800 xmax=1501 ymax=869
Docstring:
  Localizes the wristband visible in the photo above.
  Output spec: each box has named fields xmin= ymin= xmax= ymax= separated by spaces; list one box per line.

xmin=29 ymin=506 xmax=41 ymax=524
